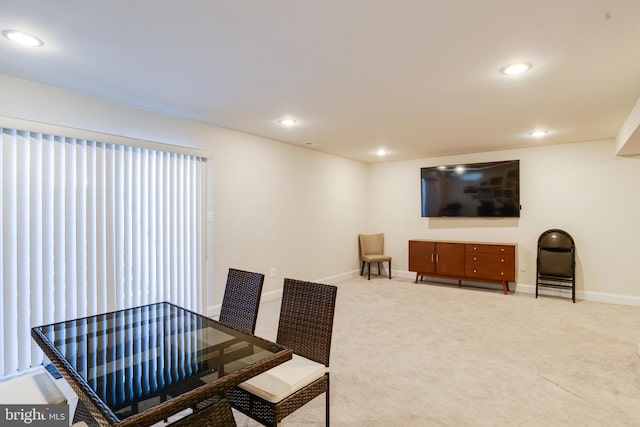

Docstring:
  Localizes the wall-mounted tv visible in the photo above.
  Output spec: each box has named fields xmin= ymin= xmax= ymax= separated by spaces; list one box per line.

xmin=421 ymin=160 xmax=520 ymax=218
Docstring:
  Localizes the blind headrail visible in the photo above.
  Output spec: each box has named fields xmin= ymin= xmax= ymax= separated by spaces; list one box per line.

xmin=0 ymin=115 xmax=212 ymax=158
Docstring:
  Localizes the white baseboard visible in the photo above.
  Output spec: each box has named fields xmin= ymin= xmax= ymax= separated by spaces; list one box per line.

xmin=397 ymin=269 xmax=640 ymax=306
xmin=315 ymin=270 xmax=360 ymax=284
xmin=208 ymin=270 xmax=640 ymax=316
xmin=206 ymin=271 xmax=356 ymax=317
xmin=393 ymin=270 xmax=417 ymax=280
xmin=516 ymin=283 xmax=640 ymax=306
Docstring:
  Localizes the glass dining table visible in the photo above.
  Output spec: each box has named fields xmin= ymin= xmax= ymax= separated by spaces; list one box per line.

xmin=31 ymin=302 xmax=292 ymax=426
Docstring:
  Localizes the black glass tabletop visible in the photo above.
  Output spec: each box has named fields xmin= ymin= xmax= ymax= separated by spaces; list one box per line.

xmin=31 ymin=302 xmax=287 ymax=423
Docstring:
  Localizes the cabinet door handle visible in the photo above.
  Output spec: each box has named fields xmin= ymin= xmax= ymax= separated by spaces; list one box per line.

xmin=436 ymin=254 xmax=439 ymax=263
xmin=431 ymin=253 xmax=434 ymax=262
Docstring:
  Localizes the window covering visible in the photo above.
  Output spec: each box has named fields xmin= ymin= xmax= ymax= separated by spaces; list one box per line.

xmin=0 ymin=127 xmax=205 ymax=377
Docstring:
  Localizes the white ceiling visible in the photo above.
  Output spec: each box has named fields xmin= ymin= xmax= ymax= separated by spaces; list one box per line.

xmin=1 ymin=0 xmax=640 ymax=163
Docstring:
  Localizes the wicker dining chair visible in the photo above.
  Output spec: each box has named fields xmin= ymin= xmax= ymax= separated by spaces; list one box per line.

xmin=219 ymin=268 xmax=265 ymax=334
xmin=226 ymin=278 xmax=338 ymax=427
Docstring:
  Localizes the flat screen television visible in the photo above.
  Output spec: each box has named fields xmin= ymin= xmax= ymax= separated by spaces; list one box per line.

xmin=421 ymin=160 xmax=520 ymax=218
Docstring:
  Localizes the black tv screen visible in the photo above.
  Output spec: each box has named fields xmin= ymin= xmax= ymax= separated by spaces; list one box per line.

xmin=421 ymin=160 xmax=520 ymax=218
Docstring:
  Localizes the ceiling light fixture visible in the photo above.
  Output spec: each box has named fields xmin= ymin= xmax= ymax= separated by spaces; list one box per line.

xmin=500 ymin=62 xmax=531 ymax=75
xmin=2 ymin=30 xmax=43 ymax=47
xmin=376 ymin=149 xmax=388 ymax=156
xmin=529 ymin=130 xmax=549 ymax=137
xmin=278 ymin=119 xmax=296 ymax=127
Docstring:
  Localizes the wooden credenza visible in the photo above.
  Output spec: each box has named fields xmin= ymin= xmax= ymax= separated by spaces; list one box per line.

xmin=408 ymin=240 xmax=516 ymax=294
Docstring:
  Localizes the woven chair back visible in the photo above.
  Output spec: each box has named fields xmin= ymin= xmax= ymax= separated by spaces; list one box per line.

xmin=277 ymin=278 xmax=338 ymax=367
xmin=219 ymin=268 xmax=265 ymax=334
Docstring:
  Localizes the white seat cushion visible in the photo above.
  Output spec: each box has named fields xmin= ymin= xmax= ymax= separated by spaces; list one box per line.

xmin=0 ymin=371 xmax=67 ymax=404
xmin=238 ymin=354 xmax=327 ymax=403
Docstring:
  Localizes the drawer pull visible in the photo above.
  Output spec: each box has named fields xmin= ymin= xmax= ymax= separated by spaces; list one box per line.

xmin=501 ymin=272 xmax=504 ymax=276
xmin=473 ymin=257 xmax=477 ymax=261
xmin=501 ymin=259 xmax=504 ymax=262
xmin=501 ymin=248 xmax=504 ymax=252
xmin=473 ymin=269 xmax=477 ymax=273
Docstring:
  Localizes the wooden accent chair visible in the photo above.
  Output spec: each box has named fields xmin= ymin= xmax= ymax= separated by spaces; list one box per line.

xmin=227 ymin=278 xmax=338 ymax=426
xmin=219 ymin=268 xmax=265 ymax=334
xmin=359 ymin=233 xmax=392 ymax=280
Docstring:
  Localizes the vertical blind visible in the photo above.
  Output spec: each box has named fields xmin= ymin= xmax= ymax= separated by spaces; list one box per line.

xmin=0 ymin=127 xmax=205 ymax=377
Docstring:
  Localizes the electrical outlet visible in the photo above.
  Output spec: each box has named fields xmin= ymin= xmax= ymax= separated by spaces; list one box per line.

xmin=519 ymin=262 xmax=527 ymax=272
xmin=270 ymin=267 xmax=276 ymax=278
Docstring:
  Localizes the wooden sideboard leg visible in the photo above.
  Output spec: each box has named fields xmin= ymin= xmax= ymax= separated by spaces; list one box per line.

xmin=502 ymin=282 xmax=509 ymax=294
xmin=415 ymin=273 xmax=419 ymax=283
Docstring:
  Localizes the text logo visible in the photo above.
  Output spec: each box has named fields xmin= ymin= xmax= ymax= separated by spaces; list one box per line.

xmin=0 ymin=405 xmax=67 ymax=426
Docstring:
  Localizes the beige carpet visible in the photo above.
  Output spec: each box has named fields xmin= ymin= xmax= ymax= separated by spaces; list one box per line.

xmin=235 ymin=276 xmax=640 ymax=426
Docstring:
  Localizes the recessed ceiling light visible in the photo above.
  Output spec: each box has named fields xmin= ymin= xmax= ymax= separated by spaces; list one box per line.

xmin=376 ymin=149 xmax=389 ymax=156
xmin=529 ymin=130 xmax=549 ymax=137
xmin=2 ymin=30 xmax=43 ymax=47
xmin=278 ymin=119 xmax=296 ymax=127
xmin=500 ymin=62 xmax=531 ymax=75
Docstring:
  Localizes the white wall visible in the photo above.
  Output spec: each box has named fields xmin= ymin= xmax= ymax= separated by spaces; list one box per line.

xmin=3 ymin=74 xmax=639 ymax=306
xmin=0 ymin=75 xmax=368 ymax=312
xmin=367 ymin=140 xmax=640 ymax=304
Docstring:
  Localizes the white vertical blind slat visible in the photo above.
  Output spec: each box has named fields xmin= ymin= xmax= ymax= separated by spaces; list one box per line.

xmin=177 ymin=155 xmax=185 ymax=307
xmin=96 ymin=143 xmax=108 ymax=315
xmin=65 ymin=139 xmax=78 ymax=321
xmin=115 ymin=145 xmax=125 ymax=310
xmin=29 ymin=134 xmax=43 ymax=367
xmin=132 ymin=147 xmax=141 ymax=308
xmin=141 ymin=150 xmax=149 ymax=306
xmin=148 ymin=151 xmax=157 ymax=304
xmin=76 ymin=140 xmax=88 ymax=319
xmin=0 ymin=127 xmax=205 ymax=377
xmin=196 ymin=159 xmax=203 ymax=309
xmin=170 ymin=155 xmax=178 ymax=305
xmin=124 ymin=145 xmax=133 ymax=309
xmin=87 ymin=141 xmax=98 ymax=316
xmin=184 ymin=158 xmax=192 ymax=310
xmin=155 ymin=154 xmax=164 ymax=304
xmin=42 ymin=135 xmax=55 ymax=325
xmin=3 ymin=130 xmax=18 ymax=373
xmin=105 ymin=144 xmax=117 ymax=312
xmin=0 ymin=130 xmax=5 ymax=373
xmin=162 ymin=154 xmax=170 ymax=303
xmin=17 ymin=131 xmax=30 ymax=373
xmin=54 ymin=136 xmax=66 ymax=323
